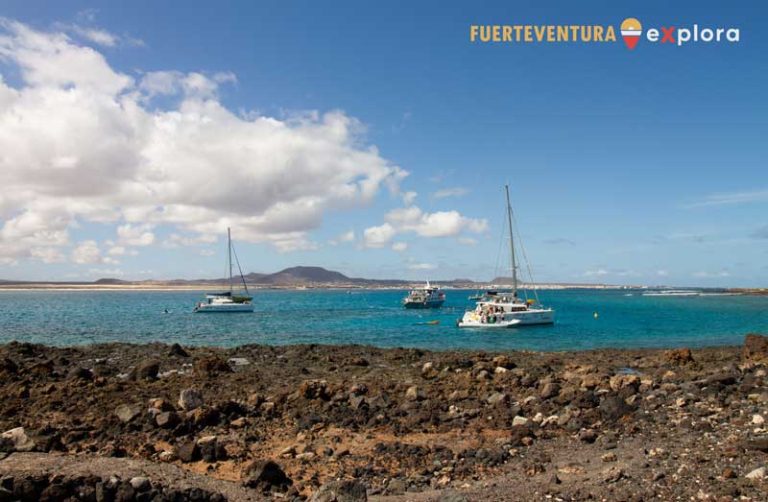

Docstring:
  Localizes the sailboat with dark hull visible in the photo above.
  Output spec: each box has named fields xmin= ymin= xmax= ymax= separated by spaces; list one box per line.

xmin=194 ymin=228 xmax=254 ymax=313
xmin=457 ymin=185 xmax=554 ymax=328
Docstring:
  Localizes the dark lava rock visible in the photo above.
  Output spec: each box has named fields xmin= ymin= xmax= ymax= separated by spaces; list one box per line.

xmin=169 ymin=343 xmax=190 ymax=357
xmin=310 ymin=479 xmax=368 ymax=501
xmin=130 ymin=360 xmax=160 ymax=381
xmin=68 ymin=367 xmax=93 ymax=381
xmin=194 ymin=356 xmax=232 ymax=377
xmin=599 ymin=394 xmax=633 ymax=422
xmin=175 ymin=440 xmax=200 ymax=463
xmin=155 ymin=411 xmax=180 ymax=429
xmin=242 ymin=460 xmax=292 ymax=492
xmin=300 ymin=380 xmax=331 ymax=400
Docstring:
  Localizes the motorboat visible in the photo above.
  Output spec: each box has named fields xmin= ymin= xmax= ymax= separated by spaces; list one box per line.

xmin=403 ymin=281 xmax=445 ymax=309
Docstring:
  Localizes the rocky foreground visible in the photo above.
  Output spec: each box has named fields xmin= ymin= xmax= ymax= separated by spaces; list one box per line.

xmin=2 ymin=335 xmax=768 ymax=501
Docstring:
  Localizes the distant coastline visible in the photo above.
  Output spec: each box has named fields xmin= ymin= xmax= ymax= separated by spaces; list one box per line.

xmin=0 ymin=265 xmax=764 ymax=294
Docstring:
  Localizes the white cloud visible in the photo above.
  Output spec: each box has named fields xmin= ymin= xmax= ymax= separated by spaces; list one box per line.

xmin=583 ymin=268 xmax=609 ymax=277
xmin=87 ymin=267 xmax=124 ymax=277
xmin=71 ymin=240 xmax=102 ymax=264
xmin=72 ymin=26 xmax=118 ymax=47
xmin=199 ymin=249 xmax=215 ymax=256
xmin=656 ymin=269 xmax=669 ymax=277
xmin=339 ymin=230 xmax=355 ymax=242
xmin=391 ymin=242 xmax=408 ymax=252
xmin=363 ymin=223 xmax=396 ymax=248
xmin=407 ymin=262 xmax=437 ymax=271
xmin=117 ymin=223 xmax=155 ymax=246
xmin=685 ymin=188 xmax=768 ymax=208
xmin=432 ymin=187 xmax=468 ymax=199
xmin=384 ymin=205 xmax=487 ymax=238
xmin=401 ymin=191 xmax=417 ymax=205
xmin=693 ymin=270 xmax=731 ymax=278
xmin=458 ymin=237 xmax=478 ymax=246
xmin=0 ymin=20 xmax=406 ymax=263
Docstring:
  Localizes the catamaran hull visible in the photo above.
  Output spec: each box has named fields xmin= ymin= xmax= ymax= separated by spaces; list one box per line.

xmin=457 ymin=309 xmax=554 ymax=328
xmin=194 ymin=303 xmax=254 ymax=313
xmin=404 ymin=300 xmax=445 ymax=309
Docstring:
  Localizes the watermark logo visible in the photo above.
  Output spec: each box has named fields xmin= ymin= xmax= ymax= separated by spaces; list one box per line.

xmin=469 ymin=18 xmax=740 ymax=50
xmin=620 ymin=18 xmax=642 ymax=50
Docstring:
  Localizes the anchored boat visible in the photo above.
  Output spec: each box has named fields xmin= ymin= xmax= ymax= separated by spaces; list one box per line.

xmin=403 ymin=281 xmax=446 ymax=309
xmin=458 ymin=185 xmax=554 ymax=328
xmin=194 ymin=228 xmax=254 ymax=313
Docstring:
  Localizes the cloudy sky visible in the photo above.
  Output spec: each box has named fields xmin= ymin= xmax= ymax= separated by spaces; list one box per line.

xmin=0 ymin=1 xmax=766 ymax=286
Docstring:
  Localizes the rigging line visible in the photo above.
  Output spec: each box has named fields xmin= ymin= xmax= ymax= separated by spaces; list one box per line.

xmin=510 ymin=209 xmax=540 ymax=305
xmin=230 ymin=242 xmax=250 ymax=296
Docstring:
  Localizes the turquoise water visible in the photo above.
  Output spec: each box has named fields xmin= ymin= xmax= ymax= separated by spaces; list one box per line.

xmin=0 ymin=289 xmax=765 ymax=351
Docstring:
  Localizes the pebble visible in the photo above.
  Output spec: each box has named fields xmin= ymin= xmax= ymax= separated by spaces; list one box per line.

xmin=512 ymin=416 xmax=528 ymax=427
xmin=745 ymin=467 xmax=765 ymax=480
xmin=752 ymin=414 xmax=765 ymax=425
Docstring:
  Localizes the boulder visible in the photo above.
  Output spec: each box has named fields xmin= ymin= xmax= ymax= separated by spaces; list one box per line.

xmin=421 ymin=362 xmax=438 ymax=380
xmin=175 ymin=440 xmax=200 ymax=463
xmin=310 ymin=479 xmax=368 ymax=502
xmin=129 ymin=477 xmax=151 ymax=492
xmin=194 ymin=356 xmax=232 ymax=376
xmin=599 ymin=394 xmax=633 ymax=422
xmin=540 ymin=382 xmax=560 ymax=400
xmin=405 ymin=386 xmax=424 ymax=402
xmin=492 ymin=355 xmax=516 ymax=369
xmin=486 ymin=392 xmax=508 ymax=406
xmin=178 ymin=388 xmax=204 ymax=411
xmin=68 ymin=367 xmax=93 ymax=381
xmin=1 ymin=427 xmax=36 ymax=452
xmin=242 ymin=460 xmax=292 ymax=492
xmin=155 ymin=411 xmax=180 ymax=429
xmin=114 ymin=404 xmax=140 ymax=424
xmin=169 ymin=343 xmax=190 ymax=357
xmin=743 ymin=334 xmax=768 ymax=363
xmin=664 ymin=348 xmax=695 ymax=366
xmin=299 ymin=380 xmax=331 ymax=400
xmin=130 ymin=360 xmax=159 ymax=381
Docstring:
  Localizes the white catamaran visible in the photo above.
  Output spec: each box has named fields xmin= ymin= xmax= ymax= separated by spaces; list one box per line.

xmin=458 ymin=185 xmax=555 ymax=328
xmin=194 ymin=228 xmax=254 ymax=313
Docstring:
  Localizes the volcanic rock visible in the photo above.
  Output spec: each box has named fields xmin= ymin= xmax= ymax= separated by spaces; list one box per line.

xmin=310 ymin=479 xmax=368 ymax=501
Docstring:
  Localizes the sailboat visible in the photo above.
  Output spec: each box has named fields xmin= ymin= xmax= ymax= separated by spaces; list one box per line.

xmin=194 ymin=228 xmax=254 ymax=313
xmin=457 ymin=185 xmax=554 ymax=328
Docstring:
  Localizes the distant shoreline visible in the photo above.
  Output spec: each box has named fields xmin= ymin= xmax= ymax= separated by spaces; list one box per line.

xmin=0 ymin=283 xmax=764 ymax=295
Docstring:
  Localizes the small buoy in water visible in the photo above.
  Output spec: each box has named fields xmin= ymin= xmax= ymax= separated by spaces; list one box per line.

xmin=593 ymin=311 xmax=599 ymax=319
xmin=427 ymin=320 xmax=440 ymax=325
xmin=163 ymin=308 xmax=169 ymax=314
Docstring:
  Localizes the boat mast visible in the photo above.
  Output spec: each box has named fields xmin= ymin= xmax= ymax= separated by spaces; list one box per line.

xmin=227 ymin=227 xmax=233 ymax=294
xmin=505 ymin=185 xmax=518 ymax=296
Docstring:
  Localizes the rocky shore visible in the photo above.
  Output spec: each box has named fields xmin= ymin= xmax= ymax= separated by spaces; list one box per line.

xmin=2 ymin=335 xmax=768 ymax=501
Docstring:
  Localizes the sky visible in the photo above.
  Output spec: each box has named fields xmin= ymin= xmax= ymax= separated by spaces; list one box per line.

xmin=0 ymin=0 xmax=766 ymax=287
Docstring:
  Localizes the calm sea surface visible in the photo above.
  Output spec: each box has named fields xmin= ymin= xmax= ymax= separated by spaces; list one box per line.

xmin=0 ymin=289 xmax=765 ymax=351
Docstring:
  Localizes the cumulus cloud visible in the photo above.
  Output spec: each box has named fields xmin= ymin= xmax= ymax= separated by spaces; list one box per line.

xmin=71 ymin=240 xmax=103 ymax=264
xmin=117 ymin=223 xmax=155 ymax=246
xmin=363 ymin=223 xmax=396 ymax=248
xmin=0 ymin=20 xmax=407 ymax=263
xmin=391 ymin=242 xmax=408 ymax=252
xmin=362 ymin=202 xmax=486 ymax=249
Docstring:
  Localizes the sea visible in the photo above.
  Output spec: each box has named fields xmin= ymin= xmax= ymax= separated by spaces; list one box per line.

xmin=0 ymin=289 xmax=765 ymax=352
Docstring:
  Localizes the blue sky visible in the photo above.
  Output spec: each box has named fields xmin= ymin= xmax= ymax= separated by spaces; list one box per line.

xmin=0 ymin=1 xmax=765 ymax=286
